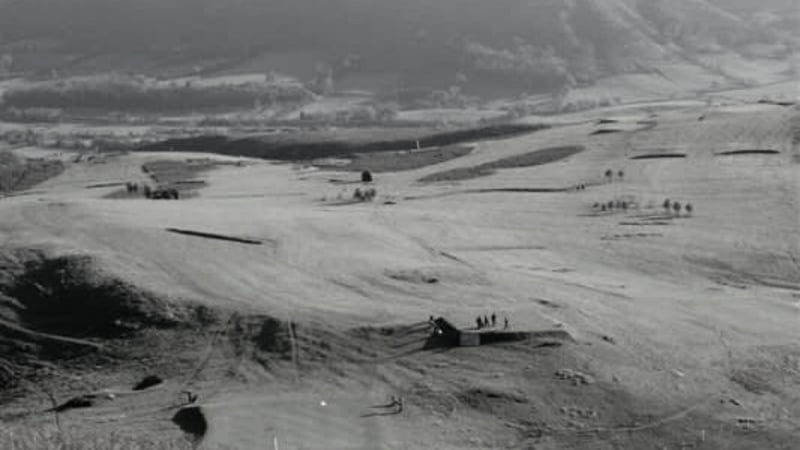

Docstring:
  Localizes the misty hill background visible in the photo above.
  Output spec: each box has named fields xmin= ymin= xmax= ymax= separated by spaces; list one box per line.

xmin=0 ymin=0 xmax=797 ymax=97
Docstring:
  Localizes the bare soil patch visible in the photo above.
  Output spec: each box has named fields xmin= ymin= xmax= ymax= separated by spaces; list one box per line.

xmin=132 ymin=375 xmax=164 ymax=391
xmin=629 ymin=153 xmax=687 ymax=160
xmin=403 ymin=187 xmax=567 ymax=201
xmin=591 ymin=129 xmax=624 ymax=135
xmin=165 ymin=228 xmax=264 ymax=245
xmin=85 ymin=182 xmax=128 ymax=189
xmin=419 ymin=145 xmax=584 ymax=183
xmin=141 ymin=159 xmax=222 ymax=186
xmin=715 ymin=149 xmax=780 ymax=156
xmin=317 ymin=145 xmax=473 ymax=173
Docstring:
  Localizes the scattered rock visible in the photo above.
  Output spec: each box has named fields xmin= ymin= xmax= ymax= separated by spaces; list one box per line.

xmin=736 ymin=417 xmax=765 ymax=431
xmin=601 ymin=335 xmax=616 ymax=344
xmin=555 ymin=369 xmax=595 ymax=386
xmin=560 ymin=406 xmax=598 ymax=419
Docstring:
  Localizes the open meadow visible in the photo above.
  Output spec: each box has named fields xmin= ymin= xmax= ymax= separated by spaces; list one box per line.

xmin=0 ymin=91 xmax=798 ymax=448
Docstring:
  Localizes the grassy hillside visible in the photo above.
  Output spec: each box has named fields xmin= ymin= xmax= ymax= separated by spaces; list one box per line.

xmin=0 ymin=151 xmax=63 ymax=193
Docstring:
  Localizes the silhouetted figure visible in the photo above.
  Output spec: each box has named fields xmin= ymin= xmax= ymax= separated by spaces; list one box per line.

xmin=182 ymin=390 xmax=198 ymax=405
xmin=491 ymin=313 xmax=496 ymax=327
xmin=503 ymin=317 xmax=509 ymax=330
xmin=483 ymin=315 xmax=489 ymax=328
xmin=476 ymin=316 xmax=483 ymax=329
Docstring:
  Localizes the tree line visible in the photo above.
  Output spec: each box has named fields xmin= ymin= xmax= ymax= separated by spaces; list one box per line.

xmin=2 ymin=77 xmax=313 ymax=111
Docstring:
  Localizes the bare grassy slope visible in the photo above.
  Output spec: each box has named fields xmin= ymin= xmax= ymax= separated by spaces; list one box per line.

xmin=0 ymin=150 xmax=64 ymax=194
xmin=0 ymin=102 xmax=798 ymax=449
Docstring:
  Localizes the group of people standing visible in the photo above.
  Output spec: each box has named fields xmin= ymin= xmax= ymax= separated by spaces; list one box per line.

xmin=476 ymin=312 xmax=508 ymax=330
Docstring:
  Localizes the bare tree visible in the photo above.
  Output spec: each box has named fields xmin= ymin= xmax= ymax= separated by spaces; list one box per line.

xmin=605 ymin=169 xmax=613 ymax=182
xmin=607 ymin=200 xmax=614 ymax=211
xmin=685 ymin=203 xmax=693 ymax=216
xmin=663 ymin=199 xmax=671 ymax=212
xmin=617 ymin=170 xmax=624 ymax=181
xmin=673 ymin=201 xmax=682 ymax=216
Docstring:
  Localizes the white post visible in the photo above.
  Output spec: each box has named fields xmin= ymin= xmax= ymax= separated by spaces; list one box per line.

xmin=274 ymin=436 xmax=279 ymax=450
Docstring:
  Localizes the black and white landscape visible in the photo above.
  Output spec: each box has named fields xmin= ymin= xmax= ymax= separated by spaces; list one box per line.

xmin=0 ymin=1 xmax=798 ymax=449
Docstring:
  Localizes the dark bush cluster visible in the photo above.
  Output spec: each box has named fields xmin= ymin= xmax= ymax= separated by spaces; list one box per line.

xmin=603 ymin=168 xmax=625 ymax=182
xmin=593 ymin=198 xmax=633 ymax=213
xmin=662 ymin=199 xmax=693 ymax=216
xmin=353 ymin=187 xmax=377 ymax=202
